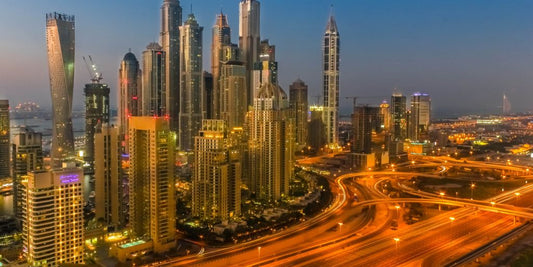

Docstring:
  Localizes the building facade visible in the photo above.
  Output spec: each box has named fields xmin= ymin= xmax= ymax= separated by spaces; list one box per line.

xmin=22 ymin=164 xmax=84 ymax=266
xmin=0 ymin=100 xmax=9 ymax=178
xmin=211 ymin=13 xmax=232 ymax=119
xmin=46 ymin=13 xmax=75 ymax=167
xmin=118 ymin=51 xmax=142 ymax=152
xmin=142 ymin=43 xmax=167 ymax=117
xmin=179 ymin=14 xmax=204 ymax=151
xmin=193 ymin=120 xmax=241 ymax=220
xmin=95 ymin=125 xmax=124 ymax=228
xmin=128 ymin=117 xmax=176 ymax=253
xmin=239 ymin=0 xmax=261 ymax=106
xmin=409 ymin=92 xmax=431 ymax=141
xmin=391 ymin=93 xmax=407 ymax=141
xmin=84 ymin=82 xmax=110 ymax=172
xmin=289 ymin=79 xmax=308 ymax=148
xmin=322 ymin=14 xmax=340 ymax=147
xmin=160 ymin=0 xmax=182 ymax=131
xmin=220 ymin=60 xmax=247 ymax=129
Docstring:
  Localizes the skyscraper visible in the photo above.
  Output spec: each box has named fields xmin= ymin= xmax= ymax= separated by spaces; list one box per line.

xmin=179 ymin=14 xmax=204 ymax=151
xmin=84 ymin=82 xmax=110 ymax=173
xmin=22 ymin=163 xmax=84 ymax=266
xmin=248 ymin=82 xmax=293 ymax=201
xmin=142 ymin=43 xmax=166 ymax=117
xmin=308 ymin=106 xmax=326 ymax=152
xmin=289 ymin=79 xmax=308 ymax=148
xmin=12 ymin=128 xmax=43 ymax=226
xmin=323 ymin=13 xmax=340 ymax=147
xmin=212 ymin=13 xmax=232 ymax=119
xmin=503 ymin=93 xmax=511 ymax=115
xmin=160 ymin=0 xmax=182 ymax=131
xmin=203 ymin=71 xmax=214 ymax=119
xmin=391 ymin=93 xmax=407 ymax=141
xmin=129 ymin=117 xmax=176 ymax=253
xmin=239 ymin=0 xmax=261 ymax=106
xmin=193 ymin=120 xmax=241 ymax=220
xmin=0 ymin=100 xmax=9 ymax=178
xmin=46 ymin=13 xmax=75 ymax=167
xmin=352 ymin=106 xmax=380 ymax=154
xmin=252 ymin=40 xmax=278 ymax=100
xmin=220 ymin=46 xmax=247 ymax=128
xmin=95 ymin=125 xmax=123 ymax=228
xmin=118 ymin=51 xmax=142 ymax=151
xmin=409 ymin=92 xmax=431 ymax=141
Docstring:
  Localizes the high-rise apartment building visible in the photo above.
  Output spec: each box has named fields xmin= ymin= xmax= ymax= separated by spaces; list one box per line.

xmin=12 ymin=128 xmax=43 ymax=225
xmin=203 ymin=71 xmax=214 ymax=119
xmin=179 ymin=14 xmax=204 ymax=151
xmin=409 ymin=92 xmax=431 ymax=141
xmin=239 ymin=0 xmax=261 ymax=106
xmin=252 ymin=40 xmax=277 ymax=100
xmin=0 ymin=100 xmax=9 ymax=178
xmin=322 ymin=14 xmax=340 ymax=146
xmin=22 ymin=163 xmax=84 ymax=266
xmin=391 ymin=93 xmax=407 ymax=141
xmin=160 ymin=0 xmax=182 ymax=131
xmin=248 ymin=83 xmax=293 ymax=201
xmin=289 ymin=79 xmax=308 ymax=148
xmin=212 ymin=13 xmax=232 ymax=119
xmin=220 ymin=56 xmax=247 ymax=129
xmin=95 ymin=125 xmax=123 ymax=228
xmin=84 ymin=82 xmax=110 ymax=173
xmin=193 ymin=120 xmax=241 ymax=220
xmin=142 ymin=43 xmax=166 ymax=117
xmin=308 ymin=106 xmax=326 ymax=152
xmin=129 ymin=117 xmax=176 ymax=253
xmin=46 ymin=13 xmax=75 ymax=167
xmin=352 ymin=106 xmax=380 ymax=154
xmin=118 ymin=51 xmax=142 ymax=152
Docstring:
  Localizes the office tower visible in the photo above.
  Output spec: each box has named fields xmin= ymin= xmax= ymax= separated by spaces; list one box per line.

xmin=503 ymin=93 xmax=511 ymax=115
xmin=289 ymin=79 xmax=308 ymax=148
xmin=22 ymin=163 xmax=84 ymax=266
xmin=118 ymin=51 xmax=142 ymax=151
xmin=95 ymin=124 xmax=123 ymax=228
xmin=391 ymin=93 xmax=407 ymax=141
xmin=322 ymin=13 xmax=340 ymax=146
xmin=252 ymin=40 xmax=278 ymax=100
xmin=46 ymin=13 xmax=75 ymax=167
xmin=220 ymin=53 xmax=247 ymax=129
xmin=352 ymin=106 xmax=380 ymax=154
xmin=203 ymin=71 xmax=213 ymax=119
xmin=179 ymin=14 xmax=204 ymax=151
xmin=239 ymin=0 xmax=261 ymax=106
xmin=193 ymin=120 xmax=241 ymax=220
xmin=409 ymin=92 xmax=431 ymax=141
xmin=129 ymin=117 xmax=176 ymax=253
xmin=84 ymin=82 xmax=110 ymax=173
xmin=142 ymin=43 xmax=166 ymax=117
xmin=212 ymin=13 xmax=232 ymax=119
xmin=0 ymin=100 xmax=9 ymax=178
xmin=161 ymin=0 xmax=182 ymax=131
xmin=308 ymin=106 xmax=326 ymax=152
xmin=12 ymin=128 xmax=43 ymax=225
xmin=379 ymin=101 xmax=391 ymax=132
xmin=248 ymin=82 xmax=293 ymax=201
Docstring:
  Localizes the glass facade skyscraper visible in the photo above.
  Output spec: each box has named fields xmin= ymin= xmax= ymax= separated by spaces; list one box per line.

xmin=323 ymin=14 xmax=340 ymax=147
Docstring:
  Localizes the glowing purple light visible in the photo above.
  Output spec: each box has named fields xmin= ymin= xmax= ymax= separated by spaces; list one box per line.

xmin=60 ymin=174 xmax=79 ymax=184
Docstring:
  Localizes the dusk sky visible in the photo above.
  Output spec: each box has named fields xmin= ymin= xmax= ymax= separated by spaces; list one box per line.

xmin=0 ymin=0 xmax=532 ymax=117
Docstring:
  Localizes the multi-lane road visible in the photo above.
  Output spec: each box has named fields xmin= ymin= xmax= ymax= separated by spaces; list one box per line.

xmin=156 ymin=155 xmax=533 ymax=266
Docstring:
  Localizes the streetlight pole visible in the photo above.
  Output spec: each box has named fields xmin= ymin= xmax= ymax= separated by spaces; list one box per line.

xmin=258 ymin=246 xmax=261 ymax=260
xmin=338 ymin=222 xmax=343 ymax=232
xmin=470 ymin=183 xmax=475 ymax=200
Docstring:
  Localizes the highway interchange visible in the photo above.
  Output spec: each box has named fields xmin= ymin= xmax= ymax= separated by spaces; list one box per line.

xmin=157 ymin=155 xmax=533 ymax=266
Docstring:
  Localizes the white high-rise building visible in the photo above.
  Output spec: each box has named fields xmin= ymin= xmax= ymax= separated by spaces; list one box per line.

xmin=239 ymin=0 xmax=261 ymax=106
xmin=322 ymin=13 xmax=340 ymax=147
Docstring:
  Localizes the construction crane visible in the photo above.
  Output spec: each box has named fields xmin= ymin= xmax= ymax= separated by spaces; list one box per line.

xmin=82 ymin=55 xmax=103 ymax=84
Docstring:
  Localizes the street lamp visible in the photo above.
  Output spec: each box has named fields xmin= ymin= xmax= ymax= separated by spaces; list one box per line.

xmin=257 ymin=246 xmax=261 ymax=259
xmin=490 ymin=201 xmax=496 ymax=207
xmin=470 ymin=183 xmax=475 ymax=200
xmin=393 ymin=237 xmax=400 ymax=251
xmin=338 ymin=222 xmax=343 ymax=232
xmin=449 ymin=216 xmax=455 ymax=228
xmin=395 ymin=205 xmax=400 ymax=219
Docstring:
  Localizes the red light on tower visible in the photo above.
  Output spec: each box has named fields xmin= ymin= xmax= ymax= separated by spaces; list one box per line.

xmin=132 ymin=96 xmax=138 ymax=100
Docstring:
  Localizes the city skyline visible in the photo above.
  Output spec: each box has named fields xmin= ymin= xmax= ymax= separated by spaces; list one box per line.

xmin=1 ymin=1 xmax=532 ymax=116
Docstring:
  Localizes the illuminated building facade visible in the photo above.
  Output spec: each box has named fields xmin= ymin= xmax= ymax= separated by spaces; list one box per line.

xmin=193 ymin=120 xmax=241 ymax=220
xmin=12 ymin=128 xmax=43 ymax=225
xmin=308 ymin=106 xmax=326 ymax=151
xmin=84 ymin=82 xmax=110 ymax=172
xmin=128 ymin=117 xmax=176 ymax=253
xmin=248 ymin=82 xmax=293 ymax=201
xmin=22 ymin=163 xmax=84 ymax=266
xmin=220 ymin=56 xmax=247 ymax=129
xmin=391 ymin=93 xmax=407 ymax=141
xmin=46 ymin=13 xmax=75 ymax=167
xmin=211 ymin=13 xmax=232 ymax=119
xmin=118 ymin=51 xmax=141 ymax=152
xmin=0 ymin=100 xmax=9 ymax=178
xmin=289 ymin=79 xmax=308 ymax=148
xmin=252 ymin=40 xmax=277 ymax=100
xmin=179 ymin=14 xmax=204 ymax=151
xmin=142 ymin=43 xmax=166 ymax=117
xmin=160 ymin=0 xmax=182 ymax=131
xmin=95 ymin=125 xmax=124 ymax=227
xmin=239 ymin=0 xmax=261 ymax=106
xmin=409 ymin=92 xmax=431 ymax=141
xmin=323 ymin=13 xmax=340 ymax=147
